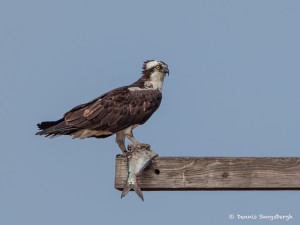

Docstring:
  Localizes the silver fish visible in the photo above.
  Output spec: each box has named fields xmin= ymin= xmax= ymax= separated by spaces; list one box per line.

xmin=121 ymin=147 xmax=158 ymax=201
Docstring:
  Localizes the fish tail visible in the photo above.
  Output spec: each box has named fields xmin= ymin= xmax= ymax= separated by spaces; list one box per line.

xmin=121 ymin=177 xmax=144 ymax=201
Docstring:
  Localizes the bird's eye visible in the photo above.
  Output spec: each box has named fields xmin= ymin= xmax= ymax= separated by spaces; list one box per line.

xmin=155 ymin=64 xmax=161 ymax=70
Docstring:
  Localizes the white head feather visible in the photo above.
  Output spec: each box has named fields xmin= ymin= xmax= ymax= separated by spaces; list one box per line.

xmin=144 ymin=60 xmax=161 ymax=69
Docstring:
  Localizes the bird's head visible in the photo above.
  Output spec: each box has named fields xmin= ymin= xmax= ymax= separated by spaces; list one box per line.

xmin=138 ymin=60 xmax=169 ymax=91
xmin=132 ymin=60 xmax=169 ymax=91
xmin=143 ymin=60 xmax=169 ymax=76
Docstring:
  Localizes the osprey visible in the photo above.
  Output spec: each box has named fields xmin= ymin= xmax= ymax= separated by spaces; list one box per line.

xmin=36 ymin=60 xmax=169 ymax=154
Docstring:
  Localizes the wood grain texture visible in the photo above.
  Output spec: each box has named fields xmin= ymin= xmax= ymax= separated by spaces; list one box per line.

xmin=115 ymin=156 xmax=300 ymax=191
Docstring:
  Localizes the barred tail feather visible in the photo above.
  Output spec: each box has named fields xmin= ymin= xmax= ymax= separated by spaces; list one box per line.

xmin=36 ymin=118 xmax=75 ymax=137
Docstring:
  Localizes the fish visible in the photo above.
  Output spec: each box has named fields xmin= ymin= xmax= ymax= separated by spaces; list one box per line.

xmin=121 ymin=146 xmax=158 ymax=201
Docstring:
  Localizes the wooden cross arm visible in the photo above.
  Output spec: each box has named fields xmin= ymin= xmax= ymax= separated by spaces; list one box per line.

xmin=115 ymin=156 xmax=300 ymax=191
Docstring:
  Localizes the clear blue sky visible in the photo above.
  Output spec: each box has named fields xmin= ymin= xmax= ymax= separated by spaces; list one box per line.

xmin=1 ymin=0 xmax=300 ymax=224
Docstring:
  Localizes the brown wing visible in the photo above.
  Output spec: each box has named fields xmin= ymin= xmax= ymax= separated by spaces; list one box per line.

xmin=63 ymin=87 xmax=162 ymax=134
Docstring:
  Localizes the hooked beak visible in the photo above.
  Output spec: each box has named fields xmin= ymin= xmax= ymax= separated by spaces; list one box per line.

xmin=163 ymin=67 xmax=169 ymax=76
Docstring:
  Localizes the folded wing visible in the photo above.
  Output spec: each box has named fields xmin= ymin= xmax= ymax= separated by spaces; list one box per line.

xmin=36 ymin=87 xmax=162 ymax=138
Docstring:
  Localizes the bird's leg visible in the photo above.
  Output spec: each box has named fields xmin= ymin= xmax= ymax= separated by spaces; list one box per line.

xmin=116 ymin=132 xmax=127 ymax=154
xmin=124 ymin=128 xmax=151 ymax=150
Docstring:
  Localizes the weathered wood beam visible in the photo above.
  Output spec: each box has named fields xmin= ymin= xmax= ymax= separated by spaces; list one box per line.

xmin=115 ymin=156 xmax=300 ymax=190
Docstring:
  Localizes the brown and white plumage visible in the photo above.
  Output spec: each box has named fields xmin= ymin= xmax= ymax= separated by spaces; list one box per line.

xmin=36 ymin=60 xmax=169 ymax=153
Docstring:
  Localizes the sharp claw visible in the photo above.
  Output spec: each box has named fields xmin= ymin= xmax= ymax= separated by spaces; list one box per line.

xmin=127 ymin=143 xmax=151 ymax=151
xmin=127 ymin=144 xmax=134 ymax=151
xmin=139 ymin=144 xmax=151 ymax=150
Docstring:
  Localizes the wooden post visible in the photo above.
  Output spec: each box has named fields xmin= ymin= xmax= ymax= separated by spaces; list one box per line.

xmin=115 ymin=156 xmax=300 ymax=190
